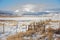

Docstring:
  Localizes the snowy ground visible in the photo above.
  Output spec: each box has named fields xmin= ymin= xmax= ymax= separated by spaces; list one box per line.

xmin=0 ymin=23 xmax=28 ymax=40
xmin=0 ymin=13 xmax=60 ymax=40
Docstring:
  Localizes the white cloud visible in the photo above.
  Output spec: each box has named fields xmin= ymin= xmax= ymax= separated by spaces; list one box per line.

xmin=22 ymin=4 xmax=35 ymax=12
xmin=11 ymin=4 xmax=48 ymax=15
xmin=21 ymin=4 xmax=46 ymax=12
xmin=14 ymin=10 xmax=19 ymax=13
xmin=12 ymin=4 xmax=46 ymax=14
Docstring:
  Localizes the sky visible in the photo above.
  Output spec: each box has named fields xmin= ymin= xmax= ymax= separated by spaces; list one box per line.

xmin=0 ymin=0 xmax=60 ymax=12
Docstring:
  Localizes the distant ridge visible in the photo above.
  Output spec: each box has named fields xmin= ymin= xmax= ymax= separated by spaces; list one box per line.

xmin=22 ymin=12 xmax=49 ymax=16
xmin=0 ymin=10 xmax=16 ymax=16
xmin=0 ymin=8 xmax=60 ymax=16
xmin=46 ymin=8 xmax=60 ymax=12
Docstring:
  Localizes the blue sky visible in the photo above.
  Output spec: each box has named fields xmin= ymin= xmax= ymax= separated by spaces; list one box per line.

xmin=0 ymin=0 xmax=60 ymax=11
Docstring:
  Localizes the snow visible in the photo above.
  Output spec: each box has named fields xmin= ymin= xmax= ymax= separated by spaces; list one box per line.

xmin=0 ymin=12 xmax=60 ymax=40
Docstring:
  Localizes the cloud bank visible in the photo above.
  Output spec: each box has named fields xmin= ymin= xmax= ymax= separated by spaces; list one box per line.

xmin=12 ymin=4 xmax=47 ymax=14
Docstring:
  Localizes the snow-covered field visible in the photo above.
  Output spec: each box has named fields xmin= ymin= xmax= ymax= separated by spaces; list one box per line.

xmin=0 ymin=12 xmax=60 ymax=40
